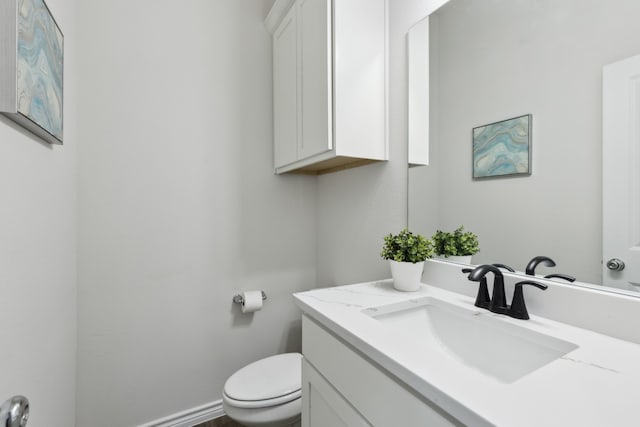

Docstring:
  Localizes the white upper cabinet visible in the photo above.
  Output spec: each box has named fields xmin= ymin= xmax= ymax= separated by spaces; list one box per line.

xmin=266 ymin=0 xmax=387 ymax=175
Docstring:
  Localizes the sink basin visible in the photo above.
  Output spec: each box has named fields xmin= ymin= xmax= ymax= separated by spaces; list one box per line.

xmin=363 ymin=297 xmax=578 ymax=383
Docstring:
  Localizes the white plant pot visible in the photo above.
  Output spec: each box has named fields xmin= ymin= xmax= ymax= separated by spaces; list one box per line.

xmin=389 ymin=260 xmax=424 ymax=292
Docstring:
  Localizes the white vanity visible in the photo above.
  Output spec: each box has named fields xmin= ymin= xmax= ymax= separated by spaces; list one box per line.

xmin=294 ymin=260 xmax=640 ymax=426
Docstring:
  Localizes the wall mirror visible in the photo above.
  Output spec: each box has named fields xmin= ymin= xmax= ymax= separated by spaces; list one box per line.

xmin=408 ymin=0 xmax=640 ymax=294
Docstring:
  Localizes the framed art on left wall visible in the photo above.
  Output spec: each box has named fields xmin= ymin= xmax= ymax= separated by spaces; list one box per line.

xmin=0 ymin=0 xmax=63 ymax=145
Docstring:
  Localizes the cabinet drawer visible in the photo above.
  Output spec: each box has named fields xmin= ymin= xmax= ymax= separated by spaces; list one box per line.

xmin=302 ymin=315 xmax=462 ymax=426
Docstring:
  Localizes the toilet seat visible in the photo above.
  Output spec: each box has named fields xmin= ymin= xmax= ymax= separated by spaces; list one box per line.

xmin=223 ymin=353 xmax=302 ymax=409
xmin=223 ymin=389 xmax=301 ymax=409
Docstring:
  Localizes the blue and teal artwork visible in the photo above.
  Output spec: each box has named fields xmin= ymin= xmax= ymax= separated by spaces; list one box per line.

xmin=17 ymin=0 xmax=63 ymax=143
xmin=472 ymin=115 xmax=531 ymax=179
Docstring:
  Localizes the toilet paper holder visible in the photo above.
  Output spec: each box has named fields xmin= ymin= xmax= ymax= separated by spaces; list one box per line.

xmin=233 ymin=291 xmax=267 ymax=305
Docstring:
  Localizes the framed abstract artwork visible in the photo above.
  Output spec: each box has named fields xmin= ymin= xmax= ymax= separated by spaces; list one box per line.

xmin=472 ymin=114 xmax=531 ymax=179
xmin=0 ymin=0 xmax=63 ymax=145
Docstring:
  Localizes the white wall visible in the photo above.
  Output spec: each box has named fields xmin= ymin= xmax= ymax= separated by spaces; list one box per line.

xmin=316 ymin=0 xmax=447 ymax=286
xmin=0 ymin=0 xmax=78 ymax=426
xmin=409 ymin=0 xmax=640 ymax=284
xmin=75 ymin=1 xmax=317 ymax=426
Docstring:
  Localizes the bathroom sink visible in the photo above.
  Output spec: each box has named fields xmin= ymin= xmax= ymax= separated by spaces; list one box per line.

xmin=363 ymin=297 xmax=578 ymax=383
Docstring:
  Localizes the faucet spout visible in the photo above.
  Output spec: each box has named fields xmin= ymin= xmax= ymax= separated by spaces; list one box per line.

xmin=462 ymin=268 xmax=490 ymax=309
xmin=525 ymin=256 xmax=556 ymax=275
xmin=468 ymin=265 xmax=507 ymax=313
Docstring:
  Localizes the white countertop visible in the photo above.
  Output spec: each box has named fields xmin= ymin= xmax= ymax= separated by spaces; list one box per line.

xmin=294 ymin=280 xmax=640 ymax=427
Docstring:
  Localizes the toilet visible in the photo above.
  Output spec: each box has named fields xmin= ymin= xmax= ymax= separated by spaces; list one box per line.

xmin=222 ymin=353 xmax=302 ymax=427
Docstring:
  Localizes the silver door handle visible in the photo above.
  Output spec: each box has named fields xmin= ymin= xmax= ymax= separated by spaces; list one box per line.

xmin=606 ymin=258 xmax=626 ymax=271
xmin=0 ymin=396 xmax=29 ymax=427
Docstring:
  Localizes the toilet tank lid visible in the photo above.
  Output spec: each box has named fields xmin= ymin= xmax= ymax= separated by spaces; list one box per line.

xmin=224 ymin=353 xmax=302 ymax=401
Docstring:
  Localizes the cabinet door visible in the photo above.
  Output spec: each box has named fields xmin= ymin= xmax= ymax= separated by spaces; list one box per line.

xmin=273 ymin=5 xmax=298 ymax=168
xmin=333 ymin=0 xmax=386 ymax=160
xmin=302 ymin=359 xmax=371 ymax=427
xmin=298 ymin=0 xmax=332 ymax=159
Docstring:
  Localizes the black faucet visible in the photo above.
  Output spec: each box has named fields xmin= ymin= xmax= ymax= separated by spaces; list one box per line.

xmin=510 ymin=281 xmax=548 ymax=320
xmin=462 ymin=263 xmax=515 ymax=309
xmin=467 ymin=265 xmax=508 ymax=314
xmin=466 ymin=265 xmax=548 ymax=320
xmin=461 ymin=268 xmax=490 ymax=309
xmin=525 ymin=256 xmax=556 ymax=275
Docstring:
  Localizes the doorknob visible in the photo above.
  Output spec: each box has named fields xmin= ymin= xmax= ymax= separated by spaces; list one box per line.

xmin=0 ymin=396 xmax=29 ymax=427
xmin=606 ymin=258 xmax=626 ymax=271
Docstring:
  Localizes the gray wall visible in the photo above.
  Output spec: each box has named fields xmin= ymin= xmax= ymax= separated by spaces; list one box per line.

xmin=0 ymin=0 xmax=77 ymax=425
xmin=409 ymin=0 xmax=640 ymax=283
xmin=75 ymin=1 xmax=317 ymax=425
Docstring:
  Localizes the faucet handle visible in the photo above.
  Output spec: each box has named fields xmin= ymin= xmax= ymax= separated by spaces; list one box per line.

xmin=510 ymin=281 xmax=548 ymax=320
xmin=544 ymin=273 xmax=576 ymax=283
xmin=462 ymin=268 xmax=490 ymax=309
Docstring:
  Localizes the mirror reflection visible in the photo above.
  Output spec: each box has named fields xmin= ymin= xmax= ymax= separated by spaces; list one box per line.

xmin=408 ymin=0 xmax=640 ymax=293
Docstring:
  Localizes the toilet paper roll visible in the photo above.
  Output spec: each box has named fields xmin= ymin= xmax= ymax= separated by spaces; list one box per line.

xmin=241 ymin=291 xmax=263 ymax=313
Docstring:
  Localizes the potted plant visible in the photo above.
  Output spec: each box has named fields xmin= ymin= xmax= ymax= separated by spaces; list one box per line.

xmin=381 ymin=228 xmax=434 ymax=291
xmin=431 ymin=226 xmax=479 ymax=264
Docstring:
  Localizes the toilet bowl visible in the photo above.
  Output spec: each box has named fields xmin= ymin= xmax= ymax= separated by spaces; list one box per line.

xmin=222 ymin=353 xmax=302 ymax=427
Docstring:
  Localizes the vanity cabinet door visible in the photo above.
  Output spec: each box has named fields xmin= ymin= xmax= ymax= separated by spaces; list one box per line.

xmin=273 ymin=5 xmax=298 ymax=168
xmin=302 ymin=358 xmax=370 ymax=427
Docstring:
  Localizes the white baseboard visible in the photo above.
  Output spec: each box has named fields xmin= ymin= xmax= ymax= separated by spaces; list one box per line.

xmin=137 ymin=399 xmax=224 ymax=427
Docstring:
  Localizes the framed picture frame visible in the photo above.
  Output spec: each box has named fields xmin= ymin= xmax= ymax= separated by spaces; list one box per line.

xmin=0 ymin=0 xmax=64 ymax=145
xmin=472 ymin=114 xmax=531 ymax=179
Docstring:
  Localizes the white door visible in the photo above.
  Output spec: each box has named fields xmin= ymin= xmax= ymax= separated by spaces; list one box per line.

xmin=603 ymin=54 xmax=640 ymax=290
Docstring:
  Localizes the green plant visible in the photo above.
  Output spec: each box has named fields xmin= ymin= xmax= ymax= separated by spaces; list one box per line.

xmin=432 ymin=226 xmax=480 ymax=257
xmin=380 ymin=228 xmax=434 ymax=263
